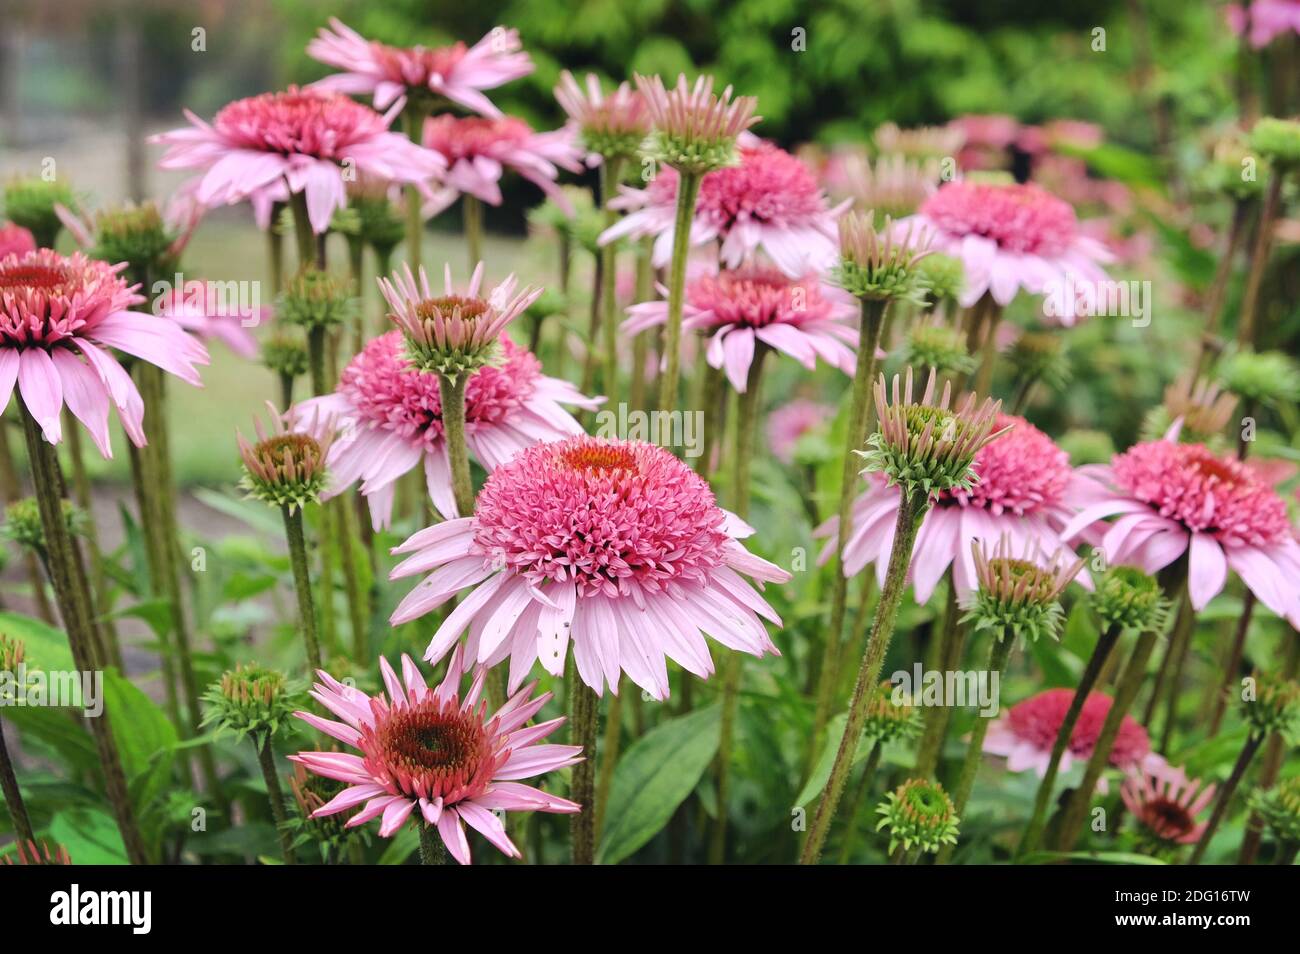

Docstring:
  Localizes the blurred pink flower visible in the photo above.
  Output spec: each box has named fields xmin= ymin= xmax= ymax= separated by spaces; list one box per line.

xmin=768 ymin=399 xmax=832 ymax=465
xmin=0 ymin=223 xmax=36 ymax=258
xmin=1121 ymin=770 xmax=1217 ymax=844
xmin=623 ymin=265 xmax=858 ymax=392
xmin=389 ymin=436 xmax=790 ymax=699
xmin=902 ymin=179 xmax=1112 ymax=309
xmin=0 ymin=249 xmax=208 ymax=456
xmin=290 ymin=648 xmax=580 ymax=864
xmin=1226 ymin=1 xmax=1300 ymax=47
xmin=307 ymin=19 xmax=533 ymax=116
xmin=421 ymin=115 xmax=583 ymax=216
xmin=151 ymin=87 xmax=445 ymax=234
xmin=156 ymin=279 xmax=261 ymax=359
xmin=601 ymin=140 xmax=849 ymax=277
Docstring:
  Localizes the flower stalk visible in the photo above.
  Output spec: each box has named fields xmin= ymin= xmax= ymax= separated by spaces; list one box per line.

xmin=438 ymin=373 xmax=476 ymax=516
xmin=657 ymin=169 xmax=702 ymax=414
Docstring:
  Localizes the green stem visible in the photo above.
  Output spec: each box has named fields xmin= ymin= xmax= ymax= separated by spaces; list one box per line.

xmin=656 ymin=170 xmax=702 ymax=415
xmin=1055 ymin=630 xmax=1159 ymax=850
xmin=256 ymin=733 xmax=296 ymax=865
xmin=288 ymin=189 xmax=315 ymax=269
xmin=598 ymin=156 xmax=626 ymax=397
xmin=333 ymin=496 xmax=367 ymax=660
xmin=934 ymin=632 xmax=1016 ymax=864
xmin=463 ymin=194 xmax=483 ymax=273
xmin=267 ymin=204 xmax=286 ymax=294
xmin=709 ymin=347 xmax=768 ymax=864
xmin=836 ymin=740 xmax=884 ymax=864
xmin=808 ymin=297 xmax=889 ymax=765
xmin=1237 ymin=172 xmax=1282 ymax=347
xmin=1189 ymin=732 xmax=1263 ymax=865
xmin=419 ymin=821 xmax=446 ymax=864
xmin=0 ymin=717 xmax=35 ymax=847
xmin=18 ymin=401 xmax=149 ymax=864
xmin=568 ymin=659 xmax=598 ymax=865
xmin=281 ymin=504 xmax=322 ymax=674
xmin=63 ymin=411 xmax=120 ymax=669
xmin=629 ymin=239 xmax=653 ymax=412
xmin=307 ymin=326 xmax=329 ymax=397
xmin=800 ymin=487 xmax=930 ymax=864
xmin=438 ymin=374 xmax=475 ymax=516
xmin=593 ymin=682 xmax=622 ymax=842
xmin=912 ymin=579 xmax=966 ymax=780
xmin=1018 ymin=624 xmax=1122 ymax=858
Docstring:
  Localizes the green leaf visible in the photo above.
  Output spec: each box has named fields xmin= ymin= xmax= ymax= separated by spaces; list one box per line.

xmin=103 ymin=670 xmax=178 ymax=818
xmin=1020 ymin=850 xmax=1167 ymax=865
xmin=0 ymin=610 xmax=76 ymax=673
xmin=597 ymin=704 xmax=721 ymax=865
xmin=795 ymin=711 xmax=877 ymax=806
xmin=47 ymin=808 xmax=129 ymax=865
xmin=377 ymin=825 xmax=419 ymax=864
xmin=191 ymin=486 xmax=284 ymax=536
xmin=105 ymin=599 xmax=174 ymax=639
xmin=3 ymin=705 xmax=95 ymax=774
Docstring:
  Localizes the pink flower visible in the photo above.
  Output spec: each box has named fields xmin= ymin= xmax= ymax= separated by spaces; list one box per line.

xmin=0 ymin=223 xmax=35 ymax=258
xmin=949 ymin=113 xmax=1020 ymax=170
xmin=151 ymin=87 xmax=445 ymax=234
xmin=0 ymin=249 xmax=208 ymax=456
xmin=553 ymin=71 xmax=649 ymax=164
xmin=769 ymin=399 xmax=833 ymax=465
xmin=1062 ymin=441 xmax=1300 ymax=625
xmin=1226 ymin=1 xmax=1300 ymax=48
xmin=156 ymin=279 xmax=262 ymax=359
xmin=289 ymin=648 xmax=580 ymax=864
xmin=389 ymin=436 xmax=791 ymax=699
xmin=622 ymin=265 xmax=858 ymax=392
xmin=600 ymin=141 xmax=849 ymax=277
xmin=422 ymin=115 xmax=583 ymax=216
xmin=983 ymin=689 xmax=1171 ymax=788
xmin=1121 ymin=770 xmax=1216 ymax=845
xmin=293 ymin=331 xmax=597 ymax=527
xmin=307 ymin=19 xmax=533 ymax=116
xmin=903 ymin=179 xmax=1112 ymax=311
xmin=816 ymin=413 xmax=1093 ymax=601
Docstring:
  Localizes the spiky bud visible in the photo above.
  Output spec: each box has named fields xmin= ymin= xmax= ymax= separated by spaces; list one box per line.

xmin=1201 ymin=133 xmax=1268 ymax=200
xmin=1090 ymin=565 xmax=1171 ymax=633
xmin=1215 ymin=347 xmax=1300 ymax=407
xmin=895 ymin=320 xmax=975 ymax=377
xmin=1 ymin=839 xmax=72 ymax=866
xmin=915 ymin=251 xmax=965 ymax=305
xmin=555 ymin=71 xmax=650 ymax=162
xmin=634 ymin=73 xmax=759 ymax=176
xmin=875 ymin=778 xmax=960 ymax=855
xmin=864 ymin=680 xmax=922 ymax=745
xmin=1250 ymin=117 xmax=1300 ymax=168
xmin=2 ymin=177 xmax=76 ymax=247
xmin=1006 ymin=330 xmax=1071 ymax=392
xmin=90 ymin=202 xmax=178 ymax=278
xmin=858 ymin=367 xmax=1007 ymax=497
xmin=260 ymin=329 xmax=310 ymax=380
xmin=1142 ymin=375 xmax=1237 ymax=444
xmin=1247 ymin=776 xmax=1300 ymax=846
xmin=2 ymin=497 xmax=84 ymax=553
xmin=279 ymin=267 xmax=354 ymax=330
xmin=1241 ymin=673 xmax=1300 ymax=741
xmin=201 ymin=663 xmax=303 ymax=742
xmin=0 ymin=633 xmax=26 ymax=675
xmin=237 ymin=405 xmax=333 ymax=513
xmin=834 ymin=211 xmax=933 ymax=303
xmin=963 ymin=537 xmax=1083 ymax=644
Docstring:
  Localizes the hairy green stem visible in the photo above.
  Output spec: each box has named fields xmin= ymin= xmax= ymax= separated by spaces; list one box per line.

xmin=836 ymin=740 xmax=884 ymax=863
xmin=438 ymin=374 xmax=475 ymax=516
xmin=463 ymin=194 xmax=483 ymax=272
xmin=568 ymin=659 xmax=598 ymax=865
xmin=657 ymin=171 xmax=702 ymax=415
xmin=256 ymin=733 xmax=297 ymax=865
xmin=629 ymin=239 xmax=653 ymax=412
xmin=419 ymin=822 xmax=447 ymax=865
xmin=403 ymin=110 xmax=425 ymax=271
xmin=281 ymin=504 xmax=322 ymax=674
xmin=0 ymin=718 xmax=35 ymax=847
xmin=800 ymin=488 xmax=929 ymax=864
xmin=1189 ymin=733 xmax=1263 ymax=865
xmin=598 ymin=156 xmax=626 ymax=397
xmin=808 ymin=298 xmax=889 ymax=765
xmin=913 ymin=576 xmax=964 ymax=779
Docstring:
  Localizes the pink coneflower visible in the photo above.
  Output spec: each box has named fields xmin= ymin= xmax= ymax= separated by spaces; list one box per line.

xmin=1121 ymin=770 xmax=1217 ymax=844
xmin=984 ymin=688 xmax=1169 ymax=782
xmin=1226 ymin=1 xmax=1300 ymax=47
xmin=289 ymin=648 xmax=580 ymax=864
xmin=155 ymin=279 xmax=261 ymax=359
xmin=388 ymin=436 xmax=791 ymax=699
xmin=0 ymin=223 xmax=35 ymax=258
xmin=622 ymin=265 xmax=858 ymax=392
xmin=307 ymin=19 xmax=533 ymax=116
xmin=769 ymin=399 xmax=833 ymax=465
xmin=601 ymin=141 xmax=847 ymax=277
xmin=634 ymin=73 xmax=760 ymax=174
xmin=151 ymin=87 xmax=445 ymax=234
xmin=421 ymin=115 xmax=583 ymax=217
xmin=1062 ymin=441 xmax=1300 ymax=626
xmin=0 ymin=248 xmax=208 ymax=456
xmin=293 ymin=330 xmax=597 ymax=527
xmin=903 ymin=180 xmax=1112 ymax=310
xmin=816 ymin=413 xmax=1091 ymax=600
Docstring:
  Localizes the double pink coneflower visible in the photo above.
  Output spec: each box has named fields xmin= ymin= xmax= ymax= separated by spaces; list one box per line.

xmin=0 ymin=248 xmax=208 ymax=455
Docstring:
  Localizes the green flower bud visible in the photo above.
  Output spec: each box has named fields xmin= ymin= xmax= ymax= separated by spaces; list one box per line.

xmin=201 ymin=663 xmax=303 ymax=742
xmin=875 ymin=778 xmax=960 ymax=855
xmin=1090 ymin=565 xmax=1170 ymax=633
xmin=1250 ymin=117 xmax=1300 ymax=168
xmin=2 ymin=177 xmax=76 ymax=248
xmin=279 ymin=267 xmax=354 ymax=329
